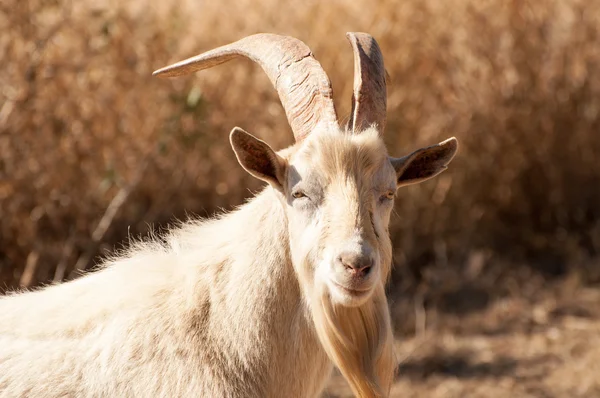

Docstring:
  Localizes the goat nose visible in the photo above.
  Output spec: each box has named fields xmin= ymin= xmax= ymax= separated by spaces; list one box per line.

xmin=338 ymin=250 xmax=374 ymax=277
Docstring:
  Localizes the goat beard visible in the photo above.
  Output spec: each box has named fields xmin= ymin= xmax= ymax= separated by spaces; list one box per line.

xmin=310 ymin=281 xmax=395 ymax=398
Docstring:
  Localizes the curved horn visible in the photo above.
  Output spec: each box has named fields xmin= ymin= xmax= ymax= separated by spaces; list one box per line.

xmin=153 ymin=34 xmax=338 ymax=142
xmin=346 ymin=32 xmax=387 ymax=134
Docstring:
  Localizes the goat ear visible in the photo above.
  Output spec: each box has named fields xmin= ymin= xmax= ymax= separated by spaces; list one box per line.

xmin=230 ymin=127 xmax=286 ymax=190
xmin=391 ymin=137 xmax=458 ymax=188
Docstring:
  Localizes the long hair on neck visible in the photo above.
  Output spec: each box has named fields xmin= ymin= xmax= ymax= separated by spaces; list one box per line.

xmin=310 ymin=281 xmax=394 ymax=397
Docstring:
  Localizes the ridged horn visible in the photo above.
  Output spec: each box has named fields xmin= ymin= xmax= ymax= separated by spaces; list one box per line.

xmin=346 ymin=32 xmax=387 ymax=134
xmin=153 ymin=34 xmax=338 ymax=142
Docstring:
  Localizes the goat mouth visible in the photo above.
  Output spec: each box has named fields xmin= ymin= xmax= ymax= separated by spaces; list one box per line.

xmin=331 ymin=280 xmax=371 ymax=297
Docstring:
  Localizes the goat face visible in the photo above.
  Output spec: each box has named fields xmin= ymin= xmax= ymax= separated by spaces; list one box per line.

xmin=230 ymin=126 xmax=457 ymax=308
xmin=283 ymin=128 xmax=394 ymax=307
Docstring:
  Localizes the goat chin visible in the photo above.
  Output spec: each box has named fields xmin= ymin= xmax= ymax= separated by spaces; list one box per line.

xmin=311 ymin=281 xmax=395 ymax=398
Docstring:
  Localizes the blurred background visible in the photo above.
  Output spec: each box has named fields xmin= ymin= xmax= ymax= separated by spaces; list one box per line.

xmin=2 ymin=0 xmax=600 ymax=396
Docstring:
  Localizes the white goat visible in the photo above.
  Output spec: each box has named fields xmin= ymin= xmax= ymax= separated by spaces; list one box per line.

xmin=0 ymin=33 xmax=457 ymax=398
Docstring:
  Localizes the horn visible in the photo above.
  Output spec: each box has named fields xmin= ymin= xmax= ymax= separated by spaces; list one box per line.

xmin=153 ymin=34 xmax=338 ymax=142
xmin=346 ymin=32 xmax=387 ymax=134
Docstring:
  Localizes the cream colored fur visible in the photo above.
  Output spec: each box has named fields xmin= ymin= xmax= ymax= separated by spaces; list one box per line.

xmin=0 ymin=127 xmax=402 ymax=398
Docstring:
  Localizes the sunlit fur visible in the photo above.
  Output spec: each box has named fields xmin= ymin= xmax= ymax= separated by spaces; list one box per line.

xmin=285 ymin=128 xmax=396 ymax=397
xmin=0 ymin=127 xmax=395 ymax=397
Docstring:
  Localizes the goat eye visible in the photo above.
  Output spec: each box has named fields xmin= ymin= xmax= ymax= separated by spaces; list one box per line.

xmin=380 ymin=191 xmax=395 ymax=202
xmin=292 ymin=190 xmax=307 ymax=199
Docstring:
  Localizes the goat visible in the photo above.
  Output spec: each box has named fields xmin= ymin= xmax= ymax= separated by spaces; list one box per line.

xmin=0 ymin=33 xmax=457 ymax=398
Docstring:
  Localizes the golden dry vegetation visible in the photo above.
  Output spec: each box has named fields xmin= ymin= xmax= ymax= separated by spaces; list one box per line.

xmin=2 ymin=0 xmax=600 ymax=396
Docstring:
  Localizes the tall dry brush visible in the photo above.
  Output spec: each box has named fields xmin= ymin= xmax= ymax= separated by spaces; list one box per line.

xmin=2 ymin=0 xmax=600 ymax=331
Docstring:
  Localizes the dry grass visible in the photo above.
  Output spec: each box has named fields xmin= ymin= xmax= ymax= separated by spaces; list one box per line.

xmin=3 ymin=0 xmax=600 ymax=395
xmin=2 ymin=0 xmax=600 ymax=365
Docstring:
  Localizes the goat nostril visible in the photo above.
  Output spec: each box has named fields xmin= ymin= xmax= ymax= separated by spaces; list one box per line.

xmin=338 ymin=253 xmax=374 ymax=277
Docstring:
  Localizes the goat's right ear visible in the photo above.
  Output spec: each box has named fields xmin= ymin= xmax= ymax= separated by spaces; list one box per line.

xmin=230 ymin=127 xmax=286 ymax=191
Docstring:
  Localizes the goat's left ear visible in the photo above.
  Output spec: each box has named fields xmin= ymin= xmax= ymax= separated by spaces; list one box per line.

xmin=391 ymin=137 xmax=458 ymax=188
xmin=230 ymin=127 xmax=287 ymax=191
